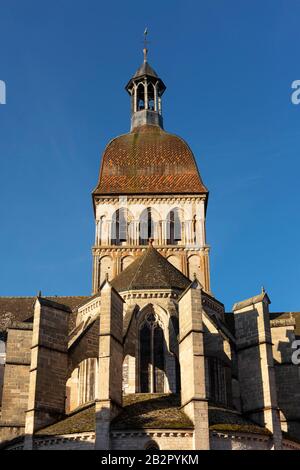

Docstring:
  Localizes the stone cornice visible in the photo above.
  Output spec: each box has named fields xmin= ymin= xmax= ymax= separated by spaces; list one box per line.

xmin=210 ymin=430 xmax=270 ymax=442
xmin=94 ymin=195 xmax=206 ymax=205
xmin=121 ymin=289 xmax=179 ymax=301
xmin=202 ymin=295 xmax=224 ymax=316
xmin=92 ymin=246 xmax=209 ymax=255
xmin=110 ymin=430 xmax=193 ymax=438
xmin=270 ymin=318 xmax=296 ymax=329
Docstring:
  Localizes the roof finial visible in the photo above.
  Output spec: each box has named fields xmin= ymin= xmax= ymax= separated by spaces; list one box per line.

xmin=143 ymin=27 xmax=148 ymax=63
xmin=261 ymin=285 xmax=266 ymax=294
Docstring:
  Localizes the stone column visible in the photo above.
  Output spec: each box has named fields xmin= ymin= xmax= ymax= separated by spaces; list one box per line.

xmin=133 ymin=85 xmax=137 ymax=113
xmin=144 ymin=80 xmax=148 ymax=110
xmin=108 ymin=219 xmax=113 ymax=246
xmin=132 ymin=220 xmax=139 ymax=246
xmin=154 ymin=83 xmax=158 ymax=111
xmin=233 ymin=291 xmax=282 ymax=449
xmin=161 ymin=219 xmax=167 ymax=245
xmin=178 ymin=281 xmax=209 ymax=450
xmin=95 ymin=281 xmax=124 ymax=450
xmin=185 ymin=220 xmax=192 ymax=246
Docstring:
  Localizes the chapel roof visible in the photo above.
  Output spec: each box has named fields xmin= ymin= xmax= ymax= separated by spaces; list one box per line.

xmin=33 ymin=395 xmax=271 ymax=437
xmin=93 ymin=125 xmax=207 ymax=195
xmin=0 ymin=296 xmax=88 ymax=333
xmin=111 ymin=245 xmax=191 ymax=293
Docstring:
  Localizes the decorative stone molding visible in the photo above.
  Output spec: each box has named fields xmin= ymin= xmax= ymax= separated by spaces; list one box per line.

xmin=32 ymin=433 xmax=95 ymax=449
xmin=111 ymin=430 xmax=193 ymax=438
xmin=211 ymin=430 xmax=270 ymax=441
xmin=202 ymin=295 xmax=224 ymax=316
xmin=121 ymin=290 xmax=178 ymax=301
xmin=92 ymin=246 xmax=208 ymax=255
xmin=94 ymin=195 xmax=206 ymax=206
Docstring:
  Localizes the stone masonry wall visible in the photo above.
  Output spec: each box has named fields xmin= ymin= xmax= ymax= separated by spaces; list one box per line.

xmin=0 ymin=326 xmax=32 ymax=424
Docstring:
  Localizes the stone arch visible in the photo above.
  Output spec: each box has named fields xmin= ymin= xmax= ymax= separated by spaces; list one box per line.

xmin=147 ymin=82 xmax=156 ymax=111
xmin=98 ymin=214 xmax=108 ymax=245
xmin=111 ymin=208 xmax=134 ymax=246
xmin=99 ymin=255 xmax=113 ymax=286
xmin=187 ymin=254 xmax=201 ymax=281
xmin=167 ymin=255 xmax=181 ymax=271
xmin=121 ymin=255 xmax=134 ymax=271
xmin=136 ymin=82 xmax=146 ymax=110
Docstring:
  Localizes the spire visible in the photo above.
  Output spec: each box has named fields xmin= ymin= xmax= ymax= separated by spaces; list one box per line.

xmin=143 ymin=27 xmax=148 ymax=63
xmin=125 ymin=33 xmax=166 ymax=131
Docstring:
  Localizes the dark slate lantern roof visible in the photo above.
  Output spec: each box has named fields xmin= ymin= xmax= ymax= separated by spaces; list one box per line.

xmin=111 ymin=245 xmax=191 ymax=293
xmin=133 ymin=61 xmax=158 ymax=79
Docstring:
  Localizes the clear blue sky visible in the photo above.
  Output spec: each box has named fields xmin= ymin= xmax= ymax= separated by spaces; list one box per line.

xmin=0 ymin=0 xmax=299 ymax=312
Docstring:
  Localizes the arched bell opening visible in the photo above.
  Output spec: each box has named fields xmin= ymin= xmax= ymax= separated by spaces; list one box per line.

xmin=136 ymin=82 xmax=146 ymax=111
xmin=139 ymin=207 xmax=160 ymax=245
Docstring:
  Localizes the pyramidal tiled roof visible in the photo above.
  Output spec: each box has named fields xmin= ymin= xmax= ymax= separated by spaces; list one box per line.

xmin=111 ymin=246 xmax=191 ymax=292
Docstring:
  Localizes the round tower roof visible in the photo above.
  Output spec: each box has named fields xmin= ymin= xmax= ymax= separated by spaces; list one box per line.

xmin=93 ymin=125 xmax=207 ymax=195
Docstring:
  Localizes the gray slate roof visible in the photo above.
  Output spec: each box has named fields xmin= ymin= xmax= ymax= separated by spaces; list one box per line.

xmin=0 ymin=296 xmax=88 ymax=333
xmin=111 ymin=246 xmax=191 ymax=293
xmin=133 ymin=61 xmax=158 ymax=79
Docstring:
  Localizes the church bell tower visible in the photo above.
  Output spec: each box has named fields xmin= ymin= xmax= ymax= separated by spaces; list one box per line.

xmin=125 ymin=45 xmax=166 ymax=130
xmin=92 ymin=44 xmax=211 ymax=294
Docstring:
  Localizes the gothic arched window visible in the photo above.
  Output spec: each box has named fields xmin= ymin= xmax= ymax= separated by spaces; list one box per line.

xmin=139 ymin=312 xmax=165 ymax=393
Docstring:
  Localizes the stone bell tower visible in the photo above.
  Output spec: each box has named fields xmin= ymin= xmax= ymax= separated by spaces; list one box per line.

xmin=91 ymin=43 xmax=211 ymax=294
